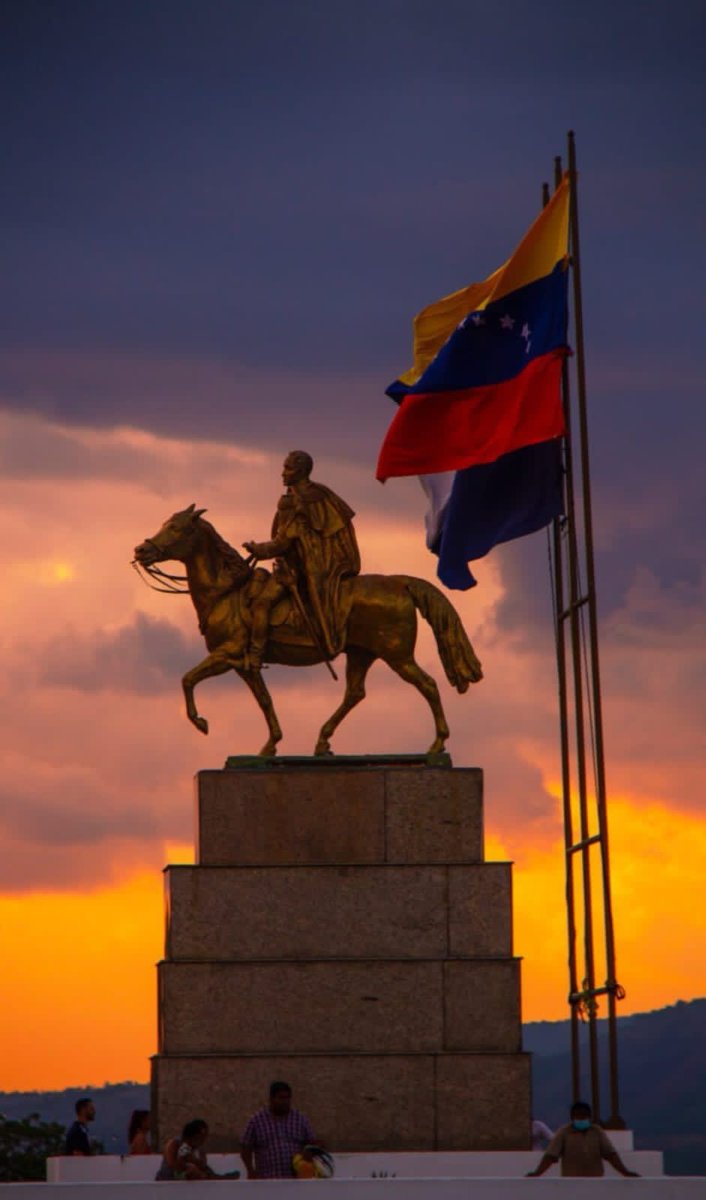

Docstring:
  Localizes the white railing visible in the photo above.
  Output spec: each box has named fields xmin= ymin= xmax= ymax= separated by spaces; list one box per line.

xmin=46 ymin=1142 xmax=660 ymax=1183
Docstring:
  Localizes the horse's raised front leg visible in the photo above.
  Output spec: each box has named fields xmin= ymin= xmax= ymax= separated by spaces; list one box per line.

xmin=387 ymin=655 xmax=450 ymax=757
xmin=182 ymin=651 xmax=234 ymax=734
xmin=315 ymin=648 xmax=376 ymax=756
xmin=237 ymin=668 xmax=283 ymax=757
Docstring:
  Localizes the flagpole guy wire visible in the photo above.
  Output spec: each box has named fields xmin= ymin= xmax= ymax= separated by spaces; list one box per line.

xmin=547 ymin=131 xmax=626 ymax=1128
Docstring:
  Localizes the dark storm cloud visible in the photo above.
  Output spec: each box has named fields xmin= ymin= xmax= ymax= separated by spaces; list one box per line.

xmin=0 ymin=350 xmax=389 ymax=463
xmin=40 ymin=612 xmax=200 ymax=694
xmin=38 ymin=600 xmax=323 ymax=698
xmin=0 ymin=783 xmax=161 ymax=848
xmin=488 ymin=440 xmax=706 ymax=649
xmin=2 ymin=0 xmax=705 ymax=466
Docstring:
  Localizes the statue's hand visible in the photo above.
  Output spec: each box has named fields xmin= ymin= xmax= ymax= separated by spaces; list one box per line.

xmin=243 ymin=540 xmax=260 ymax=558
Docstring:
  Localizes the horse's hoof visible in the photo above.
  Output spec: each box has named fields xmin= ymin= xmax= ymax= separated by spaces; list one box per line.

xmin=426 ymin=745 xmax=452 ymax=767
xmin=258 ymin=744 xmax=277 ymax=758
xmin=194 ymin=717 xmax=209 ymax=735
xmin=314 ymin=741 xmax=333 ymax=757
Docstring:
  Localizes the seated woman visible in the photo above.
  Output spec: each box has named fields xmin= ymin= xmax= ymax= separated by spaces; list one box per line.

xmin=127 ymin=1109 xmax=151 ymax=1156
xmin=155 ymin=1119 xmax=215 ymax=1181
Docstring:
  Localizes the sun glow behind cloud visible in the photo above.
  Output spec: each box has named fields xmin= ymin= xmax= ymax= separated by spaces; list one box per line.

xmin=8 ymin=558 xmax=76 ymax=585
xmin=51 ymin=562 xmax=75 ymax=582
xmin=0 ymin=409 xmax=704 ymax=1089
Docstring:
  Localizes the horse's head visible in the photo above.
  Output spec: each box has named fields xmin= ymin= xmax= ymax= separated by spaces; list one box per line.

xmin=134 ymin=503 xmax=207 ymax=566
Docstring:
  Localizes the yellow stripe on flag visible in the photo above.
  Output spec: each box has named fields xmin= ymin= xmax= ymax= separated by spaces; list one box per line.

xmin=399 ymin=174 xmax=570 ymax=388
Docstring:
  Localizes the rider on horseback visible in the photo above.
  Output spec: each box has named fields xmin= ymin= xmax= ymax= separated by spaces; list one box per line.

xmin=243 ymin=451 xmax=361 ymax=669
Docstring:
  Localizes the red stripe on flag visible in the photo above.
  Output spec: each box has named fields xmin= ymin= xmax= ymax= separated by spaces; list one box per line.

xmin=376 ymin=349 xmax=567 ymax=481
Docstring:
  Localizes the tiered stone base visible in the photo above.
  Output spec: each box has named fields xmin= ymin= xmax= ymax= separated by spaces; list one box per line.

xmin=151 ymin=762 xmax=530 ymax=1151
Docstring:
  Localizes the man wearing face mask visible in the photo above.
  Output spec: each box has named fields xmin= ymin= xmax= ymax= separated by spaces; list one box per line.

xmin=526 ymin=1101 xmax=640 ymax=1178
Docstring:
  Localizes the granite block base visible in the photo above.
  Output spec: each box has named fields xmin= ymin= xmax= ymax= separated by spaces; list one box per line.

xmin=152 ymin=764 xmax=530 ymax=1153
xmin=152 ymin=1052 xmax=531 ymax=1152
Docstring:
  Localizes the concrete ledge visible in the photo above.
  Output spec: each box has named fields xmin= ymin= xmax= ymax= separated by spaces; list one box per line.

xmin=24 ymin=1165 xmax=702 ymax=1200
xmin=45 ymin=1147 xmax=663 ymax=1183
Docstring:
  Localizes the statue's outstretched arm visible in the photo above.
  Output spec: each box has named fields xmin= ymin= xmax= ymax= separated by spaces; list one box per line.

xmin=242 ymin=534 xmax=291 ymax=561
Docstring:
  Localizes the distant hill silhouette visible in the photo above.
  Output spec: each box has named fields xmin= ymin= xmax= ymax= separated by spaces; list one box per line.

xmin=0 ymin=1083 xmax=148 ymax=1156
xmin=1 ymin=999 xmax=704 ymax=1174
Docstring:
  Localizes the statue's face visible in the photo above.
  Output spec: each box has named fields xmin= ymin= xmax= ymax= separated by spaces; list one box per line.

xmin=282 ymin=454 xmax=309 ymax=486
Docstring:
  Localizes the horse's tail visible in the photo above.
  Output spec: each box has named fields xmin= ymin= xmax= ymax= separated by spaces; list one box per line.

xmin=406 ymin=577 xmax=483 ymax=693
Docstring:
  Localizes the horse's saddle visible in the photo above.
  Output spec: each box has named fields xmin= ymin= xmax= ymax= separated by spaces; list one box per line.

xmin=242 ymin=569 xmax=354 ymax=651
xmin=239 ymin=571 xmax=311 ymax=646
xmin=270 ymin=593 xmax=304 ymax=633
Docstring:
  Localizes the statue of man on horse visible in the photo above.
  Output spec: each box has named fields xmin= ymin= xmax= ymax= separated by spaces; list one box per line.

xmin=133 ymin=454 xmax=483 ymax=758
xmin=242 ymin=451 xmax=360 ymax=670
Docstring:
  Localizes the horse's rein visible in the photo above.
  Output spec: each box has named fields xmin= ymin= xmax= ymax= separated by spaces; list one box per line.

xmin=131 ymin=558 xmax=190 ymax=594
xmin=131 ymin=543 xmax=256 ymax=595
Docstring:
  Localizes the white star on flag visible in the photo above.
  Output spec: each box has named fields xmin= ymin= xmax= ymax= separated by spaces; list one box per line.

xmin=458 ymin=312 xmax=485 ymax=331
xmin=500 ymin=314 xmax=515 ymax=330
xmin=521 ymin=323 xmax=530 ymax=339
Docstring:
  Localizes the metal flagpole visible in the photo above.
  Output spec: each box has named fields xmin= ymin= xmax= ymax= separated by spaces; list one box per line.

xmin=543 ymin=176 xmax=581 ymax=1104
xmin=566 ymin=130 xmax=625 ymax=1127
xmin=547 ymin=132 xmax=625 ymax=1127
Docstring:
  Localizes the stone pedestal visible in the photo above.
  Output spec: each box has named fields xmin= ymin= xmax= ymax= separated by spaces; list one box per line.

xmin=151 ymin=762 xmax=531 ymax=1151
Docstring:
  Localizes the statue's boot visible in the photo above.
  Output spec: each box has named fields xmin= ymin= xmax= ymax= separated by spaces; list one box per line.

xmin=247 ymin=610 xmax=269 ymax=671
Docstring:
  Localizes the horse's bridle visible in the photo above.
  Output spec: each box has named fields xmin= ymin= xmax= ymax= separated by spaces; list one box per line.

xmin=132 ymin=526 xmax=255 ymax=601
xmin=131 ymin=538 xmax=190 ymax=594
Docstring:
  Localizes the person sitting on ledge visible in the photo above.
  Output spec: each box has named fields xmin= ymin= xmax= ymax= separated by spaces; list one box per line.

xmin=155 ymin=1119 xmax=216 ymax=1181
xmin=526 ymin=1101 xmax=640 ymax=1178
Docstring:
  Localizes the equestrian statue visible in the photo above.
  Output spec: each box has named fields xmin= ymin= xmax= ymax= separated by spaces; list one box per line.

xmin=133 ymin=450 xmax=482 ymax=758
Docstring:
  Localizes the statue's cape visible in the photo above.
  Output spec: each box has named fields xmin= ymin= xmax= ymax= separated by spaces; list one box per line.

xmin=271 ymin=479 xmax=360 ymax=653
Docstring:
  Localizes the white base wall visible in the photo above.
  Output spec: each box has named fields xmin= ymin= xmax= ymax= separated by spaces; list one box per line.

xmin=45 ymin=1144 xmax=661 ymax=1184
xmin=4 ymin=1176 xmax=706 ymax=1199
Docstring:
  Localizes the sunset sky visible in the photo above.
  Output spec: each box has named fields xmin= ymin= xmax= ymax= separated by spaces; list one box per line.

xmin=2 ymin=0 xmax=705 ymax=1094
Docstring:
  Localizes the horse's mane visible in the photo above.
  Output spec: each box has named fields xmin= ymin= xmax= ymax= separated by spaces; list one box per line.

xmin=198 ymin=516 xmax=251 ymax=588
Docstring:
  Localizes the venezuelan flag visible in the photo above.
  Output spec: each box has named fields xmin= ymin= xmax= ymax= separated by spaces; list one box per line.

xmin=377 ymin=176 xmax=570 ymax=589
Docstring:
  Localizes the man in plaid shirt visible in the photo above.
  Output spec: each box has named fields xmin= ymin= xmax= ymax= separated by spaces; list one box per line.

xmin=240 ymin=1081 xmax=317 ymax=1179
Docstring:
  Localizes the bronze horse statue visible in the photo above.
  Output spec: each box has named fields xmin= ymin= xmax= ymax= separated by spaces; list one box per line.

xmin=133 ymin=504 xmax=482 ymax=757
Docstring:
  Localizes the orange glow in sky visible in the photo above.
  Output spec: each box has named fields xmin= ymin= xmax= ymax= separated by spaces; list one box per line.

xmin=498 ymin=793 xmax=706 ymax=1020
xmin=2 ymin=797 xmax=705 ymax=1091
xmin=0 ymin=844 xmax=192 ymax=1092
